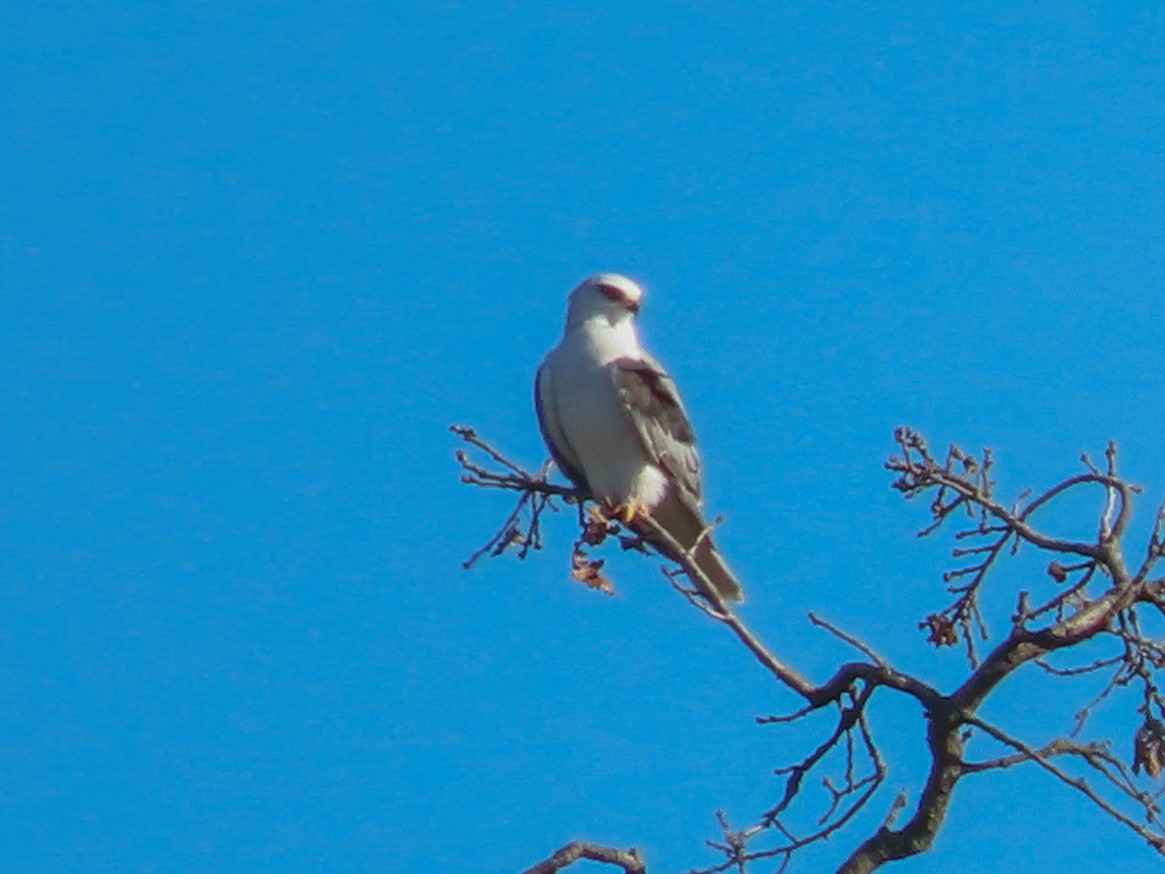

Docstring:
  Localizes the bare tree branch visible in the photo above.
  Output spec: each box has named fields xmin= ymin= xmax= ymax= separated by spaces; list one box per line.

xmin=519 ymin=841 xmax=646 ymax=874
xmin=454 ymin=426 xmax=1165 ymax=873
xmin=963 ymin=715 xmax=1165 ymax=852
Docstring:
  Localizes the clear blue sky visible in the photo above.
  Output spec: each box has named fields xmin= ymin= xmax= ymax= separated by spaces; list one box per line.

xmin=3 ymin=3 xmax=1165 ymax=872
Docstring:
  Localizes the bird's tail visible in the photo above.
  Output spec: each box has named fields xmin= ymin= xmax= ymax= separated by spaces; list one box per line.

xmin=644 ymin=497 xmax=745 ymax=603
xmin=692 ymin=535 xmax=745 ymax=603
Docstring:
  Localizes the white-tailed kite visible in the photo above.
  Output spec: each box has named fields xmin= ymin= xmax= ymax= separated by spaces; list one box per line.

xmin=535 ymin=273 xmax=744 ymax=603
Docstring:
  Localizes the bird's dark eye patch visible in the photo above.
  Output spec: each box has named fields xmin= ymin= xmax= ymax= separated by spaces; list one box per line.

xmin=597 ymin=282 xmax=640 ymax=313
xmin=596 ymin=283 xmax=623 ymax=303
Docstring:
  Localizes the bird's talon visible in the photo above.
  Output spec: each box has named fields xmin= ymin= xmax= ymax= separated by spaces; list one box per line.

xmin=610 ymin=500 xmax=650 ymax=526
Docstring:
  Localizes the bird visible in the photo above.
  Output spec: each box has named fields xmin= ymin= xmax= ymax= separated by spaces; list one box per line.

xmin=535 ymin=273 xmax=744 ymax=603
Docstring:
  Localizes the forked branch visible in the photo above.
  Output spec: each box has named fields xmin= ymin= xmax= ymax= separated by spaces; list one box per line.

xmin=454 ymin=425 xmax=1165 ymax=873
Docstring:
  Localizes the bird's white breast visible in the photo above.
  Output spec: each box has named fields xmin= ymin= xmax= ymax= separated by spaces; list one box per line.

xmin=542 ymin=320 xmax=668 ymax=508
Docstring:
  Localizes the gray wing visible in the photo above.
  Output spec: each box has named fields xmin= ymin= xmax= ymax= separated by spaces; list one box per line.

xmin=534 ymin=361 xmax=588 ymax=490
xmin=611 ymin=354 xmax=702 ymax=503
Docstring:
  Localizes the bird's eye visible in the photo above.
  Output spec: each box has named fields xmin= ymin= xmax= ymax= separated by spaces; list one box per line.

xmin=596 ymin=283 xmax=623 ymax=303
xmin=597 ymin=283 xmax=639 ymax=313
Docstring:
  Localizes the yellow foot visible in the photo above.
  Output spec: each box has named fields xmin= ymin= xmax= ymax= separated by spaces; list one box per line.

xmin=600 ymin=499 xmax=651 ymax=526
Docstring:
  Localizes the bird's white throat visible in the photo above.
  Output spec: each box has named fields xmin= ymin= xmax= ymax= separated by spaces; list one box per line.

xmin=568 ymin=317 xmax=642 ymax=368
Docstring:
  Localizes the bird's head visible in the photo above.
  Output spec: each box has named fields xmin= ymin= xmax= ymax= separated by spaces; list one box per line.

xmin=564 ymin=273 xmax=645 ymax=330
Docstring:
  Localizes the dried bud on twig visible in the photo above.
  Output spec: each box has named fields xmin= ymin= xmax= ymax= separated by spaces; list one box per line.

xmin=920 ymin=613 xmax=959 ymax=647
xmin=571 ymin=547 xmax=615 ymax=595
xmin=1134 ymin=720 xmax=1165 ymax=779
xmin=581 ymin=517 xmax=614 ymax=546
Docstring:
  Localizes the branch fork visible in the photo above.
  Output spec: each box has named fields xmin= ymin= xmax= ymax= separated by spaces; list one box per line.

xmin=454 ymin=424 xmax=1165 ymax=872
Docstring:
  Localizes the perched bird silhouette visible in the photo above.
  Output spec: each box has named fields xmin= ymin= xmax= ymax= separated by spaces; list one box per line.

xmin=535 ymin=273 xmax=744 ymax=602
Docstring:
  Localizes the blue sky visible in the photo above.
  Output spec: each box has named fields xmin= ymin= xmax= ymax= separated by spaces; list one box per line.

xmin=3 ymin=2 xmax=1165 ymax=872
